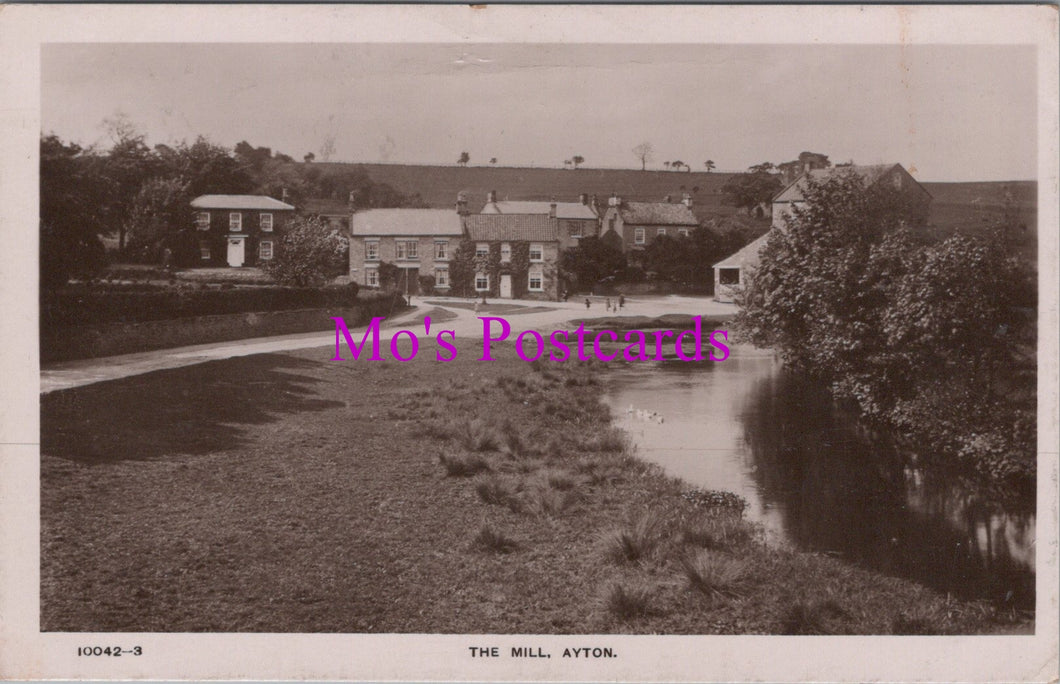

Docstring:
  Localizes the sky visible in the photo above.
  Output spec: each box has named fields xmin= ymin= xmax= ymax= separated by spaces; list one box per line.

xmin=41 ymin=43 xmax=1037 ymax=182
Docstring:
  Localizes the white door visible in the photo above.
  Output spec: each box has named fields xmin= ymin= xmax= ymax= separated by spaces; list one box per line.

xmin=227 ymin=238 xmax=245 ymax=267
xmin=499 ymin=274 xmax=512 ymax=298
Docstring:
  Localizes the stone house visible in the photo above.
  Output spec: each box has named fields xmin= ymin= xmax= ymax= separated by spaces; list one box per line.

xmin=349 ymin=207 xmax=465 ymax=295
xmin=461 ymin=214 xmax=562 ymax=301
xmin=479 ymin=191 xmax=599 ymax=248
xmin=598 ymin=194 xmax=699 ymax=254
xmin=189 ymin=195 xmax=296 ymax=268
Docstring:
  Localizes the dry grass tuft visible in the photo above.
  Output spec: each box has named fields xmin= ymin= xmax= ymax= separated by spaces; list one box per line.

xmin=680 ymin=511 xmax=755 ymax=550
xmin=451 ymin=418 xmax=500 ymax=452
xmin=681 ymin=550 xmax=749 ymax=600
xmin=604 ymin=581 xmax=656 ymax=620
xmin=475 ymin=475 xmax=523 ymax=513
xmin=603 ymin=512 xmax=661 ymax=564
xmin=438 ymin=452 xmax=490 ymax=477
xmin=471 ymin=523 xmax=520 ymax=553
xmin=779 ymin=599 xmax=850 ymax=635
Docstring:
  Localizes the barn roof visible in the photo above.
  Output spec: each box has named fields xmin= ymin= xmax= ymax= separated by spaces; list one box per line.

xmin=351 ymin=209 xmax=464 ymax=236
xmin=772 ymin=164 xmax=929 ymax=203
xmin=713 ymin=231 xmax=773 ymax=270
xmin=481 ymin=200 xmax=598 ymax=220
xmin=616 ymin=201 xmax=699 ymax=226
xmin=190 ymin=195 xmax=295 ymax=210
xmin=463 ymin=214 xmax=559 ymax=242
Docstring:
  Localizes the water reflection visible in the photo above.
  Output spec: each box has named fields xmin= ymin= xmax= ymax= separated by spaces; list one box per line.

xmin=604 ymin=348 xmax=1035 ymax=608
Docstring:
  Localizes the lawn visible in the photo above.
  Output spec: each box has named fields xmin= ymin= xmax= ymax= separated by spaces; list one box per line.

xmin=40 ymin=341 xmax=1031 ymax=633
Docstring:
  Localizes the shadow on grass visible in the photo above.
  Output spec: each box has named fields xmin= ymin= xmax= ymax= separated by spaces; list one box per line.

xmin=41 ymin=353 xmax=342 ymax=463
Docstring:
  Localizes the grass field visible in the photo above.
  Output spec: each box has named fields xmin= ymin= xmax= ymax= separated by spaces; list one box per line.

xmin=40 ymin=340 xmax=1030 ymax=634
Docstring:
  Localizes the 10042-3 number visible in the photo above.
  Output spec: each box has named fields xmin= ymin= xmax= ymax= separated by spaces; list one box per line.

xmin=77 ymin=646 xmax=142 ymax=657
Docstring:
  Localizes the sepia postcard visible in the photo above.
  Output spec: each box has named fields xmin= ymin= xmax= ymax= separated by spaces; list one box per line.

xmin=0 ymin=3 xmax=1057 ymax=682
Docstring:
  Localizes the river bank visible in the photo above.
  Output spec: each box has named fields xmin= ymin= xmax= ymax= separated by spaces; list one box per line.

xmin=40 ymin=338 xmax=1032 ymax=633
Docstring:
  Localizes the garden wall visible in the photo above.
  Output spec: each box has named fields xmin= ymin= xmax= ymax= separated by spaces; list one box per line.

xmin=42 ymin=295 xmax=405 ymax=363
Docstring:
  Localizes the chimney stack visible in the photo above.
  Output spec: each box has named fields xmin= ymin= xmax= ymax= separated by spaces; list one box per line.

xmin=281 ymin=187 xmax=290 ymax=203
xmin=664 ymin=194 xmax=672 ymax=203
xmin=682 ymin=193 xmax=693 ymax=208
xmin=608 ymin=193 xmax=619 ymax=207
xmin=348 ymin=190 xmax=356 ymax=208
xmin=487 ymin=190 xmax=496 ymax=204
xmin=579 ymin=193 xmax=588 ymax=205
xmin=456 ymin=192 xmax=469 ymax=216
xmin=549 ymin=197 xmax=557 ymax=219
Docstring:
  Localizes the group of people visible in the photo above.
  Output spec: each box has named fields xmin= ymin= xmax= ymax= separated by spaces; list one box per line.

xmin=583 ymin=294 xmax=625 ymax=311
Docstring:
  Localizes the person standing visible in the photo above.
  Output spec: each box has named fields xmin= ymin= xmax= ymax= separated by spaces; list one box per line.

xmin=585 ymin=298 xmax=591 ymax=309
xmin=618 ymin=294 xmax=625 ymax=310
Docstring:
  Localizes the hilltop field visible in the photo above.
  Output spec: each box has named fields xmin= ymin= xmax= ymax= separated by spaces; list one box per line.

xmin=315 ymin=163 xmax=1038 ymax=261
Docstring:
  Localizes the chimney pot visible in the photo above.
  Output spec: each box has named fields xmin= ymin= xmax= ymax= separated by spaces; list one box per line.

xmin=487 ymin=190 xmax=496 ymax=204
xmin=579 ymin=193 xmax=588 ymax=205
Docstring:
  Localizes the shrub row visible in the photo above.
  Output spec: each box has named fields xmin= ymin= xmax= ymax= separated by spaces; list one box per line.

xmin=41 ymin=282 xmax=406 ymax=328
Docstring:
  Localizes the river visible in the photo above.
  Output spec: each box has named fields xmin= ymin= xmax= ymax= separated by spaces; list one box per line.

xmin=603 ymin=345 xmax=1036 ymax=609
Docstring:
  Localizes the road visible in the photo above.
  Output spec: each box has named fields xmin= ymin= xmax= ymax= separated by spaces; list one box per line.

xmin=39 ymin=295 xmax=736 ymax=394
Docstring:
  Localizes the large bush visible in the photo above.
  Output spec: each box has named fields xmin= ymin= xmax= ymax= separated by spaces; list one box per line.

xmin=261 ymin=216 xmax=349 ymax=287
xmin=736 ymin=171 xmax=1035 ymax=490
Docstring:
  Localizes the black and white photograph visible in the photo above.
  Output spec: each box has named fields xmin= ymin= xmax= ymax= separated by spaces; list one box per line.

xmin=0 ymin=4 xmax=1057 ymax=682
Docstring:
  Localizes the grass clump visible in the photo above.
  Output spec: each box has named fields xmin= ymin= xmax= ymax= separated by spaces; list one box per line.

xmin=779 ymin=599 xmax=850 ymax=635
xmin=542 ymin=468 xmax=578 ymax=491
xmin=526 ymin=486 xmax=578 ymax=518
xmin=451 ymin=418 xmax=500 ymax=452
xmin=681 ymin=550 xmax=749 ymax=600
xmin=603 ymin=512 xmax=661 ymax=564
xmin=680 ymin=511 xmax=755 ymax=550
xmin=604 ymin=581 xmax=656 ymax=620
xmin=471 ymin=523 xmax=520 ymax=554
xmin=500 ymin=420 xmax=533 ymax=459
xmin=438 ymin=452 xmax=490 ymax=477
xmin=584 ymin=427 xmax=629 ymax=454
xmin=475 ymin=475 xmax=523 ymax=513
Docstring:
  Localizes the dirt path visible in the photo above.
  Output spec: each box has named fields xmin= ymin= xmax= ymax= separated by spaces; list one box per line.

xmin=40 ymin=296 xmax=737 ymax=393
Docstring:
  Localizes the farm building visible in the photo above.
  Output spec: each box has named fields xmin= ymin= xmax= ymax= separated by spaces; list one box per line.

xmin=598 ymin=194 xmax=699 ymax=254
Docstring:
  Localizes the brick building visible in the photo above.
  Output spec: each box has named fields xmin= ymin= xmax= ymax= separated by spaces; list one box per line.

xmin=190 ymin=195 xmax=295 ymax=268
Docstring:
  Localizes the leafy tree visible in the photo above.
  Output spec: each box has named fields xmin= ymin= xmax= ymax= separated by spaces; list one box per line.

xmin=124 ymin=177 xmax=189 ymax=256
xmin=261 ymin=216 xmax=348 ymax=287
xmin=558 ymin=235 xmax=627 ymax=293
xmin=704 ymin=160 xmax=716 ymax=172
xmin=40 ymin=135 xmax=109 ymax=289
xmin=748 ymin=162 xmax=775 ymax=174
xmin=304 ymin=152 xmax=316 ymax=163
xmin=632 ymin=142 xmax=654 ymax=171
xmin=721 ymin=169 xmax=782 ymax=210
xmin=663 ymin=161 xmax=671 ymax=170
xmin=572 ymin=155 xmax=584 ymax=169
xmin=489 ymin=157 xmax=497 ymax=166
xmin=736 ymin=170 xmax=1033 ymax=488
xmin=671 ymin=160 xmax=687 ymax=172
xmin=457 ymin=151 xmax=470 ymax=167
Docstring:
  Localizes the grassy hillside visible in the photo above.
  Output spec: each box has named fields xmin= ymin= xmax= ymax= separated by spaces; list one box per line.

xmin=315 ymin=162 xmax=738 ymax=214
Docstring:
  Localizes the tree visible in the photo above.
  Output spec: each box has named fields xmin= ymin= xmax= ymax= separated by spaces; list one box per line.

xmin=748 ymin=162 xmax=775 ymax=174
xmin=663 ymin=161 xmax=671 ymax=170
xmin=558 ymin=236 xmax=627 ymax=293
xmin=735 ymin=170 xmax=1033 ymax=487
xmin=632 ymin=142 xmax=654 ymax=171
xmin=721 ymin=169 xmax=782 ymax=210
xmin=671 ymin=160 xmax=689 ymax=172
xmin=261 ymin=216 xmax=349 ymax=287
xmin=572 ymin=155 xmax=584 ymax=169
xmin=40 ymin=135 xmax=109 ymax=289
xmin=704 ymin=160 xmax=716 ymax=173
xmin=457 ymin=151 xmax=470 ymax=167
xmin=489 ymin=157 xmax=497 ymax=166
xmin=304 ymin=152 xmax=316 ymax=163
xmin=319 ymin=135 xmax=336 ymax=162
xmin=564 ymin=159 xmax=573 ymax=169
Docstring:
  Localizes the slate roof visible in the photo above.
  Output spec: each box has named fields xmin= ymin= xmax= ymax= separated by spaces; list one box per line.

xmin=463 ymin=214 xmax=559 ymax=242
xmin=773 ymin=164 xmax=911 ymax=203
xmin=481 ymin=200 xmax=598 ymax=220
xmin=301 ymin=198 xmax=351 ymax=216
xmin=351 ymin=209 xmax=464 ymax=236
xmin=713 ymin=231 xmax=772 ymax=270
xmin=190 ymin=195 xmax=295 ymax=210
xmin=616 ymin=201 xmax=699 ymax=226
